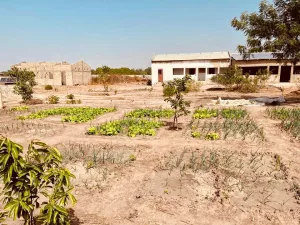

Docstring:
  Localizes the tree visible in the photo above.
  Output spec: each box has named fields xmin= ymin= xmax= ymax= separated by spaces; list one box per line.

xmin=0 ymin=137 xmax=76 ymax=225
xmin=7 ymin=67 xmax=37 ymax=101
xmin=98 ymin=65 xmax=111 ymax=92
xmin=231 ymin=0 xmax=300 ymax=65
xmin=145 ymin=67 xmax=151 ymax=75
xmin=163 ymin=75 xmax=192 ymax=128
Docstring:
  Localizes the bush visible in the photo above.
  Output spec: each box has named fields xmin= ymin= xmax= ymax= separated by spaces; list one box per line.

xmin=186 ymin=80 xmax=202 ymax=92
xmin=147 ymin=79 xmax=152 ymax=86
xmin=66 ymin=94 xmax=75 ymax=100
xmin=163 ymin=84 xmax=176 ymax=97
xmin=211 ymin=65 xmax=270 ymax=93
xmin=47 ymin=95 xmax=59 ymax=104
xmin=44 ymin=84 xmax=53 ymax=90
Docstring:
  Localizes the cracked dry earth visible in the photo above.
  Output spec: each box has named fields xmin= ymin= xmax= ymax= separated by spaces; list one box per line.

xmin=1 ymin=83 xmax=300 ymax=225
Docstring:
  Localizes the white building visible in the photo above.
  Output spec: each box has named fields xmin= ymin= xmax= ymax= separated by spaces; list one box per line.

xmin=151 ymin=52 xmax=231 ymax=84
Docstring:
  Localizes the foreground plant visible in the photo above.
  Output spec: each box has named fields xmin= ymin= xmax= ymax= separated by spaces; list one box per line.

xmin=0 ymin=137 xmax=76 ymax=225
xmin=163 ymin=75 xmax=191 ymax=128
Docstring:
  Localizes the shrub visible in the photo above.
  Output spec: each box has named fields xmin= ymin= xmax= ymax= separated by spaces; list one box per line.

xmin=0 ymin=137 xmax=76 ymax=225
xmin=44 ymin=84 xmax=53 ymax=90
xmin=47 ymin=95 xmax=59 ymax=104
xmin=211 ymin=65 xmax=270 ymax=93
xmin=66 ymin=94 xmax=81 ymax=104
xmin=205 ymin=132 xmax=220 ymax=140
xmin=66 ymin=94 xmax=74 ymax=100
xmin=147 ymin=79 xmax=152 ymax=86
xmin=163 ymin=84 xmax=176 ymax=97
xmin=186 ymin=80 xmax=202 ymax=92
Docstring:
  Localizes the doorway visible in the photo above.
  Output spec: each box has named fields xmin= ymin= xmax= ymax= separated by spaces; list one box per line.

xmin=61 ymin=72 xmax=66 ymax=85
xmin=158 ymin=69 xmax=163 ymax=82
xmin=280 ymin=66 xmax=291 ymax=82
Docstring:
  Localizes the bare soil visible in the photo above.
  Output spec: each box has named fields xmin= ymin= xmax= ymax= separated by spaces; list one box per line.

xmin=1 ymin=83 xmax=300 ymax=225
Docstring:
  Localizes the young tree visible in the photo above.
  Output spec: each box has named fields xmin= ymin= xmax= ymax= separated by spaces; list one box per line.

xmin=7 ymin=67 xmax=37 ymax=101
xmin=0 ymin=137 xmax=76 ymax=225
xmin=163 ymin=75 xmax=192 ymax=128
xmin=231 ymin=0 xmax=300 ymax=65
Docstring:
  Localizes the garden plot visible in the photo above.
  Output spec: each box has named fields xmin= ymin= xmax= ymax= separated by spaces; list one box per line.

xmin=56 ymin=142 xmax=139 ymax=191
xmin=156 ymin=148 xmax=298 ymax=211
xmin=16 ymin=107 xmax=116 ymax=123
xmin=190 ymin=108 xmax=265 ymax=141
xmin=266 ymin=107 xmax=300 ymax=140
xmin=88 ymin=108 xmax=174 ymax=137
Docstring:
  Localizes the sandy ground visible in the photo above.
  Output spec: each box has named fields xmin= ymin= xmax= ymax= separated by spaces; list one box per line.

xmin=0 ymin=82 xmax=300 ymax=225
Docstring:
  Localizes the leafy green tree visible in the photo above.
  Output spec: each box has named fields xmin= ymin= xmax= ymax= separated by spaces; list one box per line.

xmin=7 ymin=67 xmax=37 ymax=101
xmin=145 ymin=67 xmax=151 ymax=75
xmin=231 ymin=0 xmax=300 ymax=65
xmin=0 ymin=137 xmax=76 ymax=225
xmin=163 ymin=75 xmax=192 ymax=128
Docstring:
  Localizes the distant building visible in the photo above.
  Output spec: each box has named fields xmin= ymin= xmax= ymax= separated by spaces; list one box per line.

xmin=151 ymin=52 xmax=300 ymax=84
xmin=11 ymin=61 xmax=92 ymax=86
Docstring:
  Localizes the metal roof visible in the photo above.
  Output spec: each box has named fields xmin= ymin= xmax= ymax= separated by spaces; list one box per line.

xmin=152 ymin=52 xmax=230 ymax=62
xmin=230 ymin=52 xmax=277 ymax=60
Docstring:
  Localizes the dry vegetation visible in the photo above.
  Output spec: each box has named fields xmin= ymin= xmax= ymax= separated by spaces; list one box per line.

xmin=0 ymin=83 xmax=300 ymax=225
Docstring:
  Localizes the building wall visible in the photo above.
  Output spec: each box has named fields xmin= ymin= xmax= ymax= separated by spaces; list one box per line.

xmin=12 ymin=61 xmax=91 ymax=86
xmin=151 ymin=59 xmax=230 ymax=84
xmin=234 ymin=60 xmax=300 ymax=83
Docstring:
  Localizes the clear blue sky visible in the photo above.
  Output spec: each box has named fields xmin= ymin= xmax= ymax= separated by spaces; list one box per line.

xmin=0 ymin=0 xmax=261 ymax=71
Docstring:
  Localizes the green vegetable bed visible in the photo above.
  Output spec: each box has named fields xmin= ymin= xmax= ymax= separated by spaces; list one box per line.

xmin=88 ymin=119 xmax=164 ymax=137
xmin=17 ymin=107 xmax=116 ymax=123
xmin=125 ymin=109 xmax=174 ymax=119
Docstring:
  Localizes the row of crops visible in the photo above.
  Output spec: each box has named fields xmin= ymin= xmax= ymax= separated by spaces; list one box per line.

xmin=13 ymin=106 xmax=300 ymax=140
xmin=266 ymin=107 xmax=300 ymax=139
xmin=191 ymin=108 xmax=265 ymax=141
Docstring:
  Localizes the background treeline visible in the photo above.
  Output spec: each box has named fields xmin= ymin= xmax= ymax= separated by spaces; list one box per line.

xmin=92 ymin=66 xmax=151 ymax=75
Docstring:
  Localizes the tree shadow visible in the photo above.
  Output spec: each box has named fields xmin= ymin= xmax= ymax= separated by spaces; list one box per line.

xmin=68 ymin=208 xmax=83 ymax=225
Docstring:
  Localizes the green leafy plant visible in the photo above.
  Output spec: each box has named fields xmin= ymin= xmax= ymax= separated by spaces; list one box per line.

xmin=88 ymin=118 xmax=163 ymax=137
xmin=7 ymin=67 xmax=37 ymax=101
xmin=129 ymin=154 xmax=136 ymax=161
xmin=47 ymin=95 xmax=60 ymax=104
xmin=193 ymin=108 xmax=218 ymax=119
xmin=125 ymin=109 xmax=174 ymax=119
xmin=191 ymin=131 xmax=201 ymax=138
xmin=10 ymin=105 xmax=29 ymax=111
xmin=163 ymin=75 xmax=192 ymax=128
xmin=221 ymin=108 xmax=247 ymax=119
xmin=0 ymin=137 xmax=76 ymax=225
xmin=205 ymin=132 xmax=220 ymax=140
xmin=44 ymin=85 xmax=53 ymax=90
xmin=17 ymin=107 xmax=116 ymax=123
